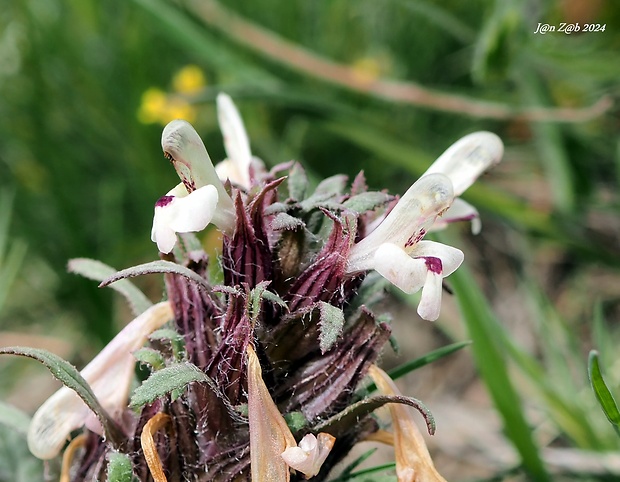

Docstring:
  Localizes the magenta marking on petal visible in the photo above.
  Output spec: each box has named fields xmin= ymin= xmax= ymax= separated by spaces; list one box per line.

xmin=155 ymin=195 xmax=175 ymax=207
xmin=404 ymin=228 xmax=426 ymax=248
xmin=423 ymin=256 xmax=443 ymax=274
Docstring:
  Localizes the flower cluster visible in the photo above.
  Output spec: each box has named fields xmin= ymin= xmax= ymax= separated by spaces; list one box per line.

xmin=24 ymin=94 xmax=502 ymax=481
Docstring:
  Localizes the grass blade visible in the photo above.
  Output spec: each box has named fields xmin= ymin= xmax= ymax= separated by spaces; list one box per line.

xmin=588 ymin=350 xmax=620 ymax=436
xmin=444 ymin=257 xmax=550 ymax=480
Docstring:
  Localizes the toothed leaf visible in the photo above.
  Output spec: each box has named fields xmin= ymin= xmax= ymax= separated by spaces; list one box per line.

xmin=100 ymin=260 xmax=209 ymax=290
xmin=130 ymin=362 xmax=213 ymax=409
xmin=133 ymin=348 xmax=166 ymax=371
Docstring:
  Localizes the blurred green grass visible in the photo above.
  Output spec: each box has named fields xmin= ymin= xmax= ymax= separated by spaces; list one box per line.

xmin=1 ymin=0 xmax=620 ymax=480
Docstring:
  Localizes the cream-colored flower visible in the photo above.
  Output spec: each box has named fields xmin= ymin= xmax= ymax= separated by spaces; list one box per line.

xmin=151 ymin=120 xmax=236 ymax=253
xmin=215 ymin=93 xmax=253 ymax=189
xmin=346 ymin=132 xmax=503 ymax=320
xmin=28 ymin=302 xmax=173 ymax=460
xmin=368 ymin=365 xmax=447 ymax=482
xmin=281 ymin=432 xmax=335 ymax=479
xmin=423 ymin=131 xmax=503 ymax=234
xmin=346 ymin=174 xmax=461 ymax=321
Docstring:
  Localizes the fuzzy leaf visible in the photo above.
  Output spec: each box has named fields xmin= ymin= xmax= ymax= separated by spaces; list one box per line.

xmin=100 ymin=260 xmax=210 ymax=291
xmin=107 ymin=452 xmax=135 ymax=482
xmin=263 ymin=202 xmax=289 ymax=216
xmin=0 ymin=346 xmax=124 ymax=449
xmin=343 ymin=191 xmax=391 ymax=213
xmin=283 ymin=411 xmax=308 ymax=433
xmin=314 ymin=395 xmax=434 ymax=439
xmin=318 ymin=302 xmax=345 ymax=353
xmin=288 ymin=162 xmax=309 ymax=200
xmin=0 ymin=400 xmax=31 ymax=437
xmin=149 ymin=328 xmax=184 ymax=344
xmin=588 ymin=350 xmax=620 ymax=429
xmin=271 ymin=212 xmax=305 ymax=231
xmin=150 ymin=328 xmax=185 ymax=360
xmin=68 ymin=258 xmax=153 ymax=316
xmin=262 ymin=289 xmax=288 ymax=310
xmin=130 ymin=362 xmax=212 ymax=409
xmin=300 ymin=174 xmax=348 ymax=211
xmin=313 ymin=174 xmax=348 ymax=198
xmin=133 ymin=348 xmax=166 ymax=371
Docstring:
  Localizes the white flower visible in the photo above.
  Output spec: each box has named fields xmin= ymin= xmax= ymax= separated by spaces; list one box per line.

xmin=423 ymin=131 xmax=503 ymax=233
xmin=28 ymin=302 xmax=173 ymax=460
xmin=373 ymin=241 xmax=463 ymax=321
xmin=215 ymin=93 xmax=253 ymax=189
xmin=346 ymin=174 xmax=461 ymax=321
xmin=151 ymin=119 xmax=236 ymax=253
xmin=281 ymin=433 xmax=335 ymax=479
xmin=346 ymin=132 xmax=503 ymax=320
xmin=151 ymin=184 xmax=219 ymax=254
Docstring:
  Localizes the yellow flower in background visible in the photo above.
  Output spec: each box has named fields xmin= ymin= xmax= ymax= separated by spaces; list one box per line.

xmin=138 ymin=65 xmax=207 ymax=125
xmin=172 ymin=65 xmax=207 ymax=94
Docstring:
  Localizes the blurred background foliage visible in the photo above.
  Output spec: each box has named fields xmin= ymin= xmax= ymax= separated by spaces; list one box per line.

xmin=1 ymin=0 xmax=620 ymax=480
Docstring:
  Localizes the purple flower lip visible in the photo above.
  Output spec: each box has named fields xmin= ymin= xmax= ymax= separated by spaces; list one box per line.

xmin=423 ymin=256 xmax=443 ymax=275
xmin=155 ymin=195 xmax=175 ymax=208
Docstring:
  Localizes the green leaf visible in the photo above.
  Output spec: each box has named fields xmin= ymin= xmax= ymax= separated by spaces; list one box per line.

xmin=329 ymin=463 xmax=396 ymax=482
xmin=315 ymin=395 xmax=434 ymax=439
xmin=0 ymin=400 xmax=31 ymax=437
xmin=100 ymin=260 xmax=210 ymax=291
xmin=317 ymin=301 xmax=345 ymax=353
xmin=300 ymin=174 xmax=348 ymax=211
xmin=133 ymin=348 xmax=166 ymax=371
xmin=107 ymin=452 xmax=135 ymax=482
xmin=271 ymin=212 xmax=305 ymax=231
xmin=150 ymin=328 xmax=185 ymax=360
xmin=363 ymin=341 xmax=471 ymax=393
xmin=0 ymin=346 xmax=124 ymax=450
xmin=130 ymin=362 xmax=212 ymax=409
xmin=287 ymin=162 xmax=309 ymax=200
xmin=343 ymin=191 xmax=391 ymax=213
xmin=337 ymin=448 xmax=378 ymax=479
xmin=262 ymin=289 xmax=289 ymax=310
xmin=283 ymin=411 xmax=308 ymax=433
xmin=588 ymin=350 xmax=620 ymax=433
xmin=68 ymin=258 xmax=153 ymax=316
